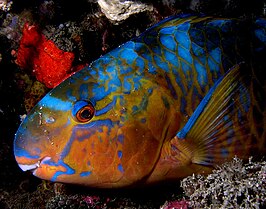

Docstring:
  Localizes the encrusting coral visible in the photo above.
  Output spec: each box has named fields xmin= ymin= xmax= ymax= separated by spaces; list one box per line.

xmin=181 ymin=157 xmax=266 ymax=208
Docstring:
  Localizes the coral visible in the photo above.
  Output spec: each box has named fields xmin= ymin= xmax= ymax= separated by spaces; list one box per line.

xmin=46 ymin=193 xmax=159 ymax=209
xmin=181 ymin=157 xmax=266 ymax=208
xmin=43 ymin=21 xmax=82 ymax=52
xmin=15 ymin=22 xmax=76 ymax=88
xmin=0 ymin=13 xmax=22 ymax=44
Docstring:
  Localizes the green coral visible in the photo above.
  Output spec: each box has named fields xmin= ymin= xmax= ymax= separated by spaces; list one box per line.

xmin=181 ymin=157 xmax=266 ymax=208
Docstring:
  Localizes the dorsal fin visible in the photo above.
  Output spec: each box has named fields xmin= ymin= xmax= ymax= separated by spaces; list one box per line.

xmin=176 ymin=62 xmax=253 ymax=166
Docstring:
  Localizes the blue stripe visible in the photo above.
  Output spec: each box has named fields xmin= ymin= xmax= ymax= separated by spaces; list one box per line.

xmin=14 ymin=148 xmax=40 ymax=159
xmin=80 ymin=171 xmax=92 ymax=177
xmin=38 ymin=95 xmax=72 ymax=111
xmin=95 ymin=97 xmax=117 ymax=116
xmin=48 ymin=160 xmax=75 ymax=181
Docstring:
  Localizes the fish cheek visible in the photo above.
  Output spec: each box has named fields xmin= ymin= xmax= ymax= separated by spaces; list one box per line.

xmin=120 ymin=121 xmax=162 ymax=183
xmin=62 ymin=124 xmax=124 ymax=185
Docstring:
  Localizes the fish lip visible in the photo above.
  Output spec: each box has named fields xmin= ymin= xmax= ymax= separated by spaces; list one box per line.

xmin=18 ymin=156 xmax=52 ymax=172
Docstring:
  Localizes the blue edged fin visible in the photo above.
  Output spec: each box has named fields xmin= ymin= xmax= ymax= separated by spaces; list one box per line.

xmin=176 ymin=62 xmax=252 ymax=166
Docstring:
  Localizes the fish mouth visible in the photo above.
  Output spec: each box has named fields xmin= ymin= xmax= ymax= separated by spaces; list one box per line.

xmin=18 ymin=156 xmax=51 ymax=173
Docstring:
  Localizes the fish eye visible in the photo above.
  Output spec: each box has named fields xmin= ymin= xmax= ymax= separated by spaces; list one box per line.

xmin=72 ymin=100 xmax=95 ymax=123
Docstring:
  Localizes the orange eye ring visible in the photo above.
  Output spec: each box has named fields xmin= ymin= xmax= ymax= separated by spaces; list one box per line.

xmin=73 ymin=100 xmax=95 ymax=123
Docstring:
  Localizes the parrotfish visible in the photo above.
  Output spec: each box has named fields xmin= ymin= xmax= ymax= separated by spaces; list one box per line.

xmin=14 ymin=14 xmax=266 ymax=188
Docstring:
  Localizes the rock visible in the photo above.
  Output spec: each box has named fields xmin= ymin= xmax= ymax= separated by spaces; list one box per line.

xmin=97 ymin=0 xmax=154 ymax=22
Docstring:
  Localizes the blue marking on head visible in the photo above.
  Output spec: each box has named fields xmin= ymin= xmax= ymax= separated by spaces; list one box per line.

xmin=39 ymin=95 xmax=72 ymax=111
xmin=194 ymin=59 xmax=207 ymax=86
xmin=160 ymin=34 xmax=176 ymax=51
xmin=61 ymin=119 xmax=116 ymax=157
xmin=108 ymin=76 xmax=122 ymax=89
xmin=79 ymin=84 xmax=89 ymax=100
xmin=48 ymin=160 xmax=75 ymax=181
xmin=80 ymin=171 xmax=92 ymax=177
xmin=106 ymin=64 xmax=115 ymax=73
xmin=66 ymin=89 xmax=77 ymax=102
xmin=91 ymin=85 xmax=111 ymax=101
xmin=14 ymin=147 xmax=40 ymax=159
xmin=118 ymin=164 xmax=124 ymax=173
xmin=117 ymin=150 xmax=122 ymax=158
xmin=95 ymin=97 xmax=117 ymax=116
xmin=98 ymin=69 xmax=110 ymax=82
xmin=123 ymin=76 xmax=132 ymax=92
xmin=178 ymin=45 xmax=192 ymax=64
xmin=89 ymin=68 xmax=97 ymax=76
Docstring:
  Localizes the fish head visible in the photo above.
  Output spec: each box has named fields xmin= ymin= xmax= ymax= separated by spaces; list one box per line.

xmin=14 ymin=67 xmax=181 ymax=187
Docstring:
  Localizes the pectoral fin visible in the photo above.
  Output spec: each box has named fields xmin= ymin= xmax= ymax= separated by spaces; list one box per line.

xmin=176 ymin=62 xmax=252 ymax=166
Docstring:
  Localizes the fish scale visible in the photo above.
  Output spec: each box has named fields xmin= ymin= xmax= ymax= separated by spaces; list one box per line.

xmin=14 ymin=14 xmax=266 ymax=188
xmin=90 ymin=15 xmax=243 ymax=122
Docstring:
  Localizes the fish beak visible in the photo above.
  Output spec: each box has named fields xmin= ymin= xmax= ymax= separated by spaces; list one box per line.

xmin=18 ymin=156 xmax=52 ymax=173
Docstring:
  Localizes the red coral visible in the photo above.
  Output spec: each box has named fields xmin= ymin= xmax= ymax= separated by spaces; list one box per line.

xmin=16 ymin=23 xmax=77 ymax=88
